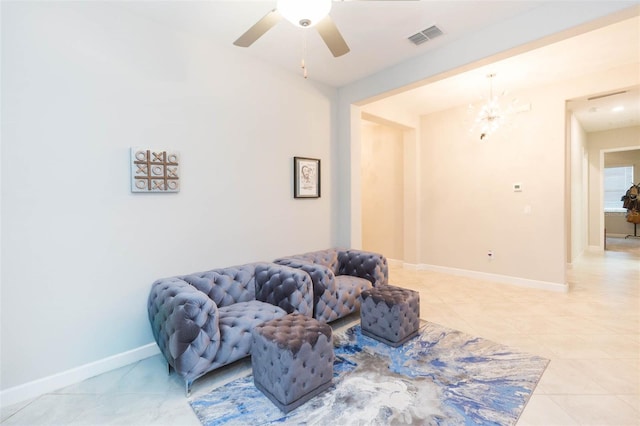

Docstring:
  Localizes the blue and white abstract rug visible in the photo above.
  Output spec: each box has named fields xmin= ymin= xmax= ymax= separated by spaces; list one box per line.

xmin=190 ymin=322 xmax=549 ymax=425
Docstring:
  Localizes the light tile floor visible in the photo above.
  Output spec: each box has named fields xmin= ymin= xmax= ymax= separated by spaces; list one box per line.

xmin=2 ymin=243 xmax=638 ymax=425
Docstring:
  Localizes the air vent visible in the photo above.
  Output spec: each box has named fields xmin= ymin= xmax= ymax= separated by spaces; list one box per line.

xmin=408 ymin=25 xmax=443 ymax=46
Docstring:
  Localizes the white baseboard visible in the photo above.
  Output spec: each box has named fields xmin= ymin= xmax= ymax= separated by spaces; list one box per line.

xmin=414 ymin=263 xmax=568 ymax=293
xmin=0 ymin=343 xmax=160 ymax=408
xmin=386 ymin=258 xmax=404 ymax=268
xmin=384 ymin=259 xmax=419 ymax=270
xmin=402 ymin=262 xmax=419 ymax=270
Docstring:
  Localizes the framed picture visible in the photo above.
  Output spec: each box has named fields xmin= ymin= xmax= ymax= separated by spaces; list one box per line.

xmin=294 ymin=156 xmax=321 ymax=198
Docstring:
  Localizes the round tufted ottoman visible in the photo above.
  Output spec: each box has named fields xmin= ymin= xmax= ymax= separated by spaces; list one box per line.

xmin=360 ymin=285 xmax=420 ymax=347
xmin=251 ymin=313 xmax=334 ymax=413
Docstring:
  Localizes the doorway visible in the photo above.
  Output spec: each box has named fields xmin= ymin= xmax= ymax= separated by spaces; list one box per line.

xmin=603 ymin=148 xmax=640 ymax=253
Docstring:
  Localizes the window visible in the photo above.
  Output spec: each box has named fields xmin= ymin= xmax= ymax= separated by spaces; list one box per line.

xmin=604 ymin=166 xmax=634 ymax=212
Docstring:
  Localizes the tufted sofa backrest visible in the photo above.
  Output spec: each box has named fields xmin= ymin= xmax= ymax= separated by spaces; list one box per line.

xmin=180 ymin=264 xmax=257 ymax=307
xmin=338 ymin=249 xmax=388 ymax=286
xmin=287 ymin=249 xmax=340 ymax=275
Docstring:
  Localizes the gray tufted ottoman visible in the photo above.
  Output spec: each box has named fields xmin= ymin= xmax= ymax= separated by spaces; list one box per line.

xmin=251 ymin=313 xmax=334 ymax=413
xmin=360 ymin=285 xmax=420 ymax=347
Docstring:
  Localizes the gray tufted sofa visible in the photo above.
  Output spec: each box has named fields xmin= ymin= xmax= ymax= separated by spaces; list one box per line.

xmin=147 ymin=262 xmax=313 ymax=394
xmin=274 ymin=248 xmax=388 ymax=323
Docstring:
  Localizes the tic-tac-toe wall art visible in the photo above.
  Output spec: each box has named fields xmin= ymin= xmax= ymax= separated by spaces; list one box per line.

xmin=130 ymin=148 xmax=180 ymax=193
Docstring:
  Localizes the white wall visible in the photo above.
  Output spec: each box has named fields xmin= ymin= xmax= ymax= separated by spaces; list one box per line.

xmin=587 ymin=127 xmax=640 ymax=245
xmin=1 ymin=2 xmax=337 ymax=395
xmin=419 ymin=84 xmax=568 ymax=285
xmin=402 ymin=128 xmax=420 ymax=265
xmin=419 ymin=65 xmax=639 ymax=286
xmin=358 ymin=62 xmax=638 ymax=289
xmin=360 ymin=123 xmax=404 ymax=260
xmin=569 ymin=114 xmax=589 ymax=262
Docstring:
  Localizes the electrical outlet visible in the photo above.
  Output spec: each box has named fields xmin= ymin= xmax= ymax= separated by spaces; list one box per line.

xmin=487 ymin=250 xmax=494 ymax=260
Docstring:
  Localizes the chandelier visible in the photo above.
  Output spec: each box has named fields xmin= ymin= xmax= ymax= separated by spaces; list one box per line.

xmin=470 ymin=73 xmax=512 ymax=141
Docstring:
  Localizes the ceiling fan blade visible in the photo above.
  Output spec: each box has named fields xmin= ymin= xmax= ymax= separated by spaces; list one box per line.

xmin=233 ymin=10 xmax=282 ymax=48
xmin=316 ymin=16 xmax=350 ymax=57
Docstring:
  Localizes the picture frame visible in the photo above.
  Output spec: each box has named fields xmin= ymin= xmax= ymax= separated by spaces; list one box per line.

xmin=293 ymin=156 xmax=321 ymax=199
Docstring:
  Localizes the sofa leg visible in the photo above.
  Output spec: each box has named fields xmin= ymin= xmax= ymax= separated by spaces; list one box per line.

xmin=185 ymin=380 xmax=192 ymax=398
xmin=167 ymin=362 xmax=173 ymax=376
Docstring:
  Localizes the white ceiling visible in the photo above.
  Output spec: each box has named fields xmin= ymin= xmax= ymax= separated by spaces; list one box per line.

xmin=364 ymin=14 xmax=640 ymax=132
xmin=124 ymin=1 xmax=640 ymax=132
xmin=568 ymin=87 xmax=640 ymax=132
xmin=123 ymin=0 xmax=548 ymax=87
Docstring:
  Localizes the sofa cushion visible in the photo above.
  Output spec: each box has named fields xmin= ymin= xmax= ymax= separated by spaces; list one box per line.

xmin=335 ymin=275 xmax=372 ymax=295
xmin=335 ymin=275 xmax=372 ymax=310
xmin=212 ymin=301 xmax=287 ymax=368
xmin=314 ymin=276 xmax=372 ymax=323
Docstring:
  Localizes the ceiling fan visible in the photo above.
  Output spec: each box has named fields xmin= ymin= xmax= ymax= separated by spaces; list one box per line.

xmin=233 ymin=0 xmax=350 ymax=57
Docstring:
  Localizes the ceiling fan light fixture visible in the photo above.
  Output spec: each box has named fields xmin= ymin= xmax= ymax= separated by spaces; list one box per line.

xmin=277 ymin=0 xmax=332 ymax=28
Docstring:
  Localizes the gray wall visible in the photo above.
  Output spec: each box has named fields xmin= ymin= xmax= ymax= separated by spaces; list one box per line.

xmin=1 ymin=2 xmax=337 ymax=393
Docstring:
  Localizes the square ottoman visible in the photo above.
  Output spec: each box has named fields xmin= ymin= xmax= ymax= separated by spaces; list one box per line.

xmin=251 ymin=313 xmax=334 ymax=413
xmin=360 ymin=285 xmax=420 ymax=347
